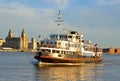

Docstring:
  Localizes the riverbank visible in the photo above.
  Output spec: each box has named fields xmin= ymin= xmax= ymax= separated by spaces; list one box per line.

xmin=0 ymin=49 xmax=37 ymax=52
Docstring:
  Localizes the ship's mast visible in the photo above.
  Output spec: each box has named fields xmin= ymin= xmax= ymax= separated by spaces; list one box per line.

xmin=54 ymin=10 xmax=63 ymax=40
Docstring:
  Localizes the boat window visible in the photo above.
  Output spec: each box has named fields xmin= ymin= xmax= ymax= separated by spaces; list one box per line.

xmin=57 ymin=51 xmax=59 ymax=53
xmin=56 ymin=35 xmax=58 ymax=38
xmin=76 ymin=36 xmax=79 ymax=39
xmin=41 ymin=49 xmax=50 ymax=52
xmin=73 ymin=52 xmax=76 ymax=54
xmin=64 ymin=35 xmax=67 ymax=38
xmin=83 ymin=45 xmax=93 ymax=51
xmin=53 ymin=50 xmax=60 ymax=53
xmin=71 ymin=31 xmax=76 ymax=34
xmin=53 ymin=50 xmax=55 ymax=53
xmin=60 ymin=35 xmax=63 ymax=38
xmin=78 ymin=36 xmax=80 ymax=39
xmin=70 ymin=31 xmax=78 ymax=35
xmin=68 ymin=36 xmax=72 ymax=38
xmin=45 ymin=49 xmax=50 ymax=52
xmin=50 ymin=42 xmax=53 ymax=44
xmin=58 ymin=42 xmax=61 ymax=45
xmin=55 ymin=42 xmax=57 ymax=44
xmin=65 ymin=51 xmax=71 ymax=54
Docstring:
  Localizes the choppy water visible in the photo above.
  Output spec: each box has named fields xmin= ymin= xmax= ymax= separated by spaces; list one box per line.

xmin=0 ymin=52 xmax=120 ymax=81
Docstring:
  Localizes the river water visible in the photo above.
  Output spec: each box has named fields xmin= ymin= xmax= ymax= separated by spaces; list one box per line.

xmin=0 ymin=52 xmax=120 ymax=81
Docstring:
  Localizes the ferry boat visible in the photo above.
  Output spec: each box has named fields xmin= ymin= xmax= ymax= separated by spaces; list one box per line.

xmin=34 ymin=11 xmax=103 ymax=65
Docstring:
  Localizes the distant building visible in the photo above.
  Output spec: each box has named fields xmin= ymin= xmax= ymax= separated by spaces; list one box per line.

xmin=102 ymin=47 xmax=115 ymax=54
xmin=102 ymin=47 xmax=120 ymax=54
xmin=102 ymin=48 xmax=110 ymax=53
xmin=115 ymin=48 xmax=120 ymax=54
xmin=109 ymin=47 xmax=115 ymax=54
xmin=28 ymin=38 xmax=37 ymax=50
xmin=0 ymin=39 xmax=5 ymax=47
xmin=3 ymin=29 xmax=28 ymax=50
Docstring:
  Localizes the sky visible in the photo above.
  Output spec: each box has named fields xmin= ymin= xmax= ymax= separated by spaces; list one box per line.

xmin=0 ymin=0 xmax=120 ymax=48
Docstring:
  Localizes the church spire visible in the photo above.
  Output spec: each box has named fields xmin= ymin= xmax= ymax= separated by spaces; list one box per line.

xmin=21 ymin=29 xmax=25 ymax=35
xmin=21 ymin=29 xmax=27 ymax=39
xmin=8 ymin=28 xmax=13 ymax=38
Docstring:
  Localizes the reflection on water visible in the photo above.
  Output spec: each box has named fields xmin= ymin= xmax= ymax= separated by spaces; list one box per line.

xmin=34 ymin=64 xmax=103 ymax=81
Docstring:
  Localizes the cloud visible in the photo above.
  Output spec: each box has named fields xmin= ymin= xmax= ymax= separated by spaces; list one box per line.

xmin=2 ymin=2 xmax=52 ymax=16
xmin=0 ymin=0 xmax=120 ymax=48
xmin=0 ymin=1 xmax=57 ymax=40
xmin=0 ymin=3 xmax=35 ymax=18
xmin=98 ymin=0 xmax=120 ymax=5
xmin=56 ymin=0 xmax=69 ymax=9
xmin=63 ymin=6 xmax=120 ymax=48
xmin=46 ymin=0 xmax=71 ymax=9
xmin=0 ymin=2 xmax=54 ymax=20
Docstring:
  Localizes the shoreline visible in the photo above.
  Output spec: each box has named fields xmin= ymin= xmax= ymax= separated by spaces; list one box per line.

xmin=103 ymin=53 xmax=120 ymax=55
xmin=0 ymin=49 xmax=36 ymax=53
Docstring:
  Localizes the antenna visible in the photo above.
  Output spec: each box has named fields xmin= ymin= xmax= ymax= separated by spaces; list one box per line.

xmin=54 ymin=10 xmax=64 ymax=40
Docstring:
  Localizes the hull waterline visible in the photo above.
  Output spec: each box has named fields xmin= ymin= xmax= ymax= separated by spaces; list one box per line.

xmin=34 ymin=56 xmax=103 ymax=64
